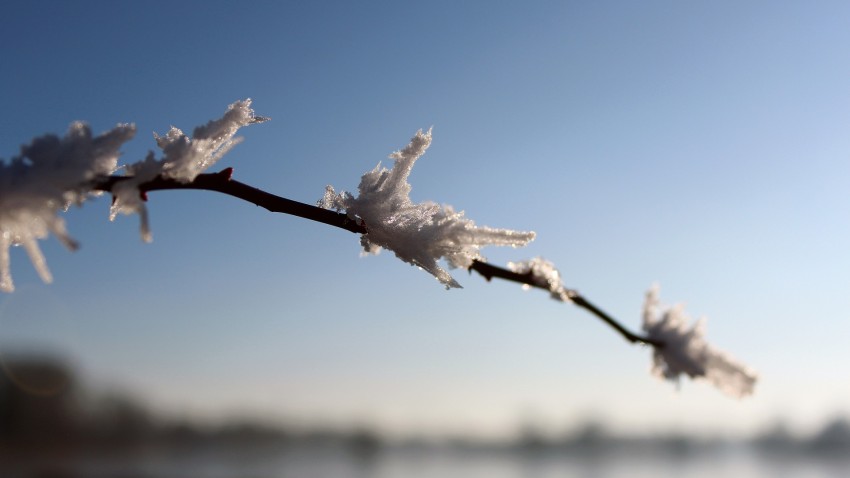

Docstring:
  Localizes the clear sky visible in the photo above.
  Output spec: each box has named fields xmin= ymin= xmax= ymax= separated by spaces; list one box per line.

xmin=1 ymin=0 xmax=849 ymax=439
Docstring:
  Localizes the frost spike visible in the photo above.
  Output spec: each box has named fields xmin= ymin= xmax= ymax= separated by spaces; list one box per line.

xmin=642 ymin=285 xmax=758 ymax=398
xmin=0 ymin=235 xmax=12 ymax=292
xmin=22 ymin=238 xmax=52 ymax=284
xmin=320 ymin=129 xmax=535 ymax=287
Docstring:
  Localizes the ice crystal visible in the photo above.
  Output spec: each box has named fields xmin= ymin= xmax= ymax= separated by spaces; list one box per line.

xmin=0 ymin=122 xmax=136 ymax=291
xmin=0 ymin=100 xmax=267 ymax=291
xmin=154 ymin=99 xmax=269 ymax=182
xmin=320 ymin=129 xmax=536 ymax=288
xmin=642 ymin=285 xmax=757 ymax=398
xmin=111 ymin=99 xmax=268 ymax=241
xmin=109 ymin=152 xmax=163 ymax=243
xmin=507 ymin=257 xmax=572 ymax=301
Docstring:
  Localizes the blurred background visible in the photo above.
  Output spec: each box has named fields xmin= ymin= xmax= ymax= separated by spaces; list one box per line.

xmin=2 ymin=1 xmax=850 ymax=476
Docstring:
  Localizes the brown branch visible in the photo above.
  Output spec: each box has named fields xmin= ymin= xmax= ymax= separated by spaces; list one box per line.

xmin=467 ymin=261 xmax=662 ymax=347
xmin=95 ymin=168 xmax=367 ymax=235
xmin=94 ymin=169 xmax=660 ymax=348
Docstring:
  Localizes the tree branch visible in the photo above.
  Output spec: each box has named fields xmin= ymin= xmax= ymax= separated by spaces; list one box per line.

xmin=467 ymin=260 xmax=662 ymax=347
xmin=95 ymin=169 xmax=660 ymax=348
xmin=96 ymin=168 xmax=367 ymax=235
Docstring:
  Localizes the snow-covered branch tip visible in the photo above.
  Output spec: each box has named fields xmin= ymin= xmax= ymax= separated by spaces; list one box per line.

xmin=642 ymin=285 xmax=758 ymax=398
xmin=319 ymin=128 xmax=535 ymax=288
xmin=469 ymin=259 xmax=757 ymax=397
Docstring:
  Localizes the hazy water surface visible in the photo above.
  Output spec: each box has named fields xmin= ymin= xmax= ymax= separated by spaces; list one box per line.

xmin=6 ymin=445 xmax=850 ymax=478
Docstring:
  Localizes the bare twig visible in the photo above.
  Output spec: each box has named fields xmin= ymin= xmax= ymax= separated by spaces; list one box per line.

xmin=95 ymin=169 xmax=660 ymax=348
xmin=96 ymin=168 xmax=367 ymax=235
xmin=467 ymin=260 xmax=662 ymax=347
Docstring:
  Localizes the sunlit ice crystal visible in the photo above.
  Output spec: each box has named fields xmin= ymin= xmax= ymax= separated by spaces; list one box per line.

xmin=0 ymin=121 xmax=135 ymax=291
xmin=642 ymin=285 xmax=757 ymax=398
xmin=320 ymin=128 xmax=535 ymax=288
xmin=112 ymin=99 xmax=268 ymax=242
xmin=154 ymin=99 xmax=269 ymax=182
xmin=0 ymin=99 xmax=268 ymax=291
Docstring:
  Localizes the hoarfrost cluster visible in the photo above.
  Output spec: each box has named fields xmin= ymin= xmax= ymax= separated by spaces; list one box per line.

xmin=0 ymin=121 xmax=136 ymax=291
xmin=507 ymin=257 xmax=572 ymax=302
xmin=319 ymin=128 xmax=536 ymax=288
xmin=0 ymin=99 xmax=267 ymax=291
xmin=642 ymin=285 xmax=758 ymax=398
xmin=110 ymin=100 xmax=268 ymax=242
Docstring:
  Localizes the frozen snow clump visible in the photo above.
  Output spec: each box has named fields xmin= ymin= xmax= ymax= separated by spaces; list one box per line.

xmin=642 ymin=285 xmax=757 ymax=398
xmin=0 ymin=122 xmax=136 ymax=291
xmin=153 ymin=99 xmax=269 ymax=182
xmin=320 ymin=129 xmax=535 ymax=288
xmin=111 ymin=99 xmax=269 ymax=241
xmin=507 ymin=257 xmax=572 ymax=301
xmin=0 ymin=99 xmax=268 ymax=291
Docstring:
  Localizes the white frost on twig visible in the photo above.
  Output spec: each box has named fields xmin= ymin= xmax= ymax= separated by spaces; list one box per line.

xmin=507 ymin=257 xmax=572 ymax=301
xmin=0 ymin=122 xmax=136 ymax=291
xmin=154 ymin=99 xmax=269 ymax=182
xmin=319 ymin=129 xmax=536 ymax=288
xmin=111 ymin=99 xmax=269 ymax=242
xmin=0 ymin=100 xmax=267 ymax=291
xmin=642 ymin=285 xmax=757 ymax=398
xmin=109 ymin=153 xmax=163 ymax=243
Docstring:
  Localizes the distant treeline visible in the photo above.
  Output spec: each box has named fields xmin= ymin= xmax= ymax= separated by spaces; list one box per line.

xmin=1 ymin=356 xmax=848 ymax=459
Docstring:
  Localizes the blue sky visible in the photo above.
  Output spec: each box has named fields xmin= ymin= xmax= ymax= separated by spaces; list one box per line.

xmin=2 ymin=1 xmax=850 ymax=438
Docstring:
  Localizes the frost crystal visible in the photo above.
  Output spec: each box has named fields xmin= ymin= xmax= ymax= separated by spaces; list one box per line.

xmin=109 ymin=152 xmax=163 ymax=243
xmin=0 ymin=122 xmax=136 ymax=291
xmin=154 ymin=99 xmax=269 ymax=182
xmin=0 ymin=99 xmax=267 ymax=291
xmin=507 ymin=257 xmax=572 ymax=301
xmin=642 ymin=285 xmax=757 ymax=398
xmin=111 ymin=99 xmax=269 ymax=241
xmin=320 ymin=129 xmax=536 ymax=288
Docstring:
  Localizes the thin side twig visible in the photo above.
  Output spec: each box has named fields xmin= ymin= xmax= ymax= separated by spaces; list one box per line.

xmin=467 ymin=260 xmax=662 ymax=347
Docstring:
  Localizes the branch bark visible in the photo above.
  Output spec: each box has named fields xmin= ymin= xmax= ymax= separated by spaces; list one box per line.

xmin=95 ymin=169 xmax=660 ymax=348
xmin=467 ymin=260 xmax=662 ymax=347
